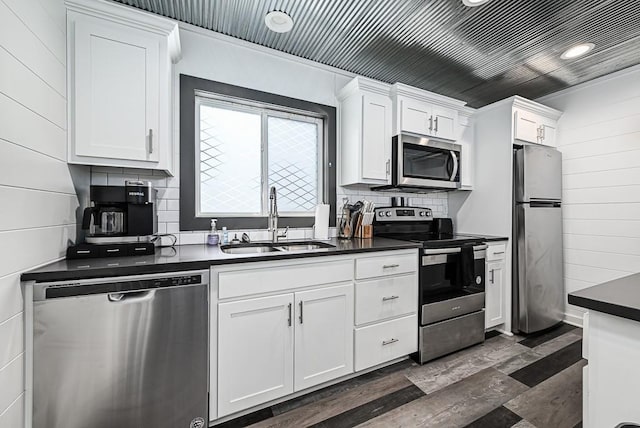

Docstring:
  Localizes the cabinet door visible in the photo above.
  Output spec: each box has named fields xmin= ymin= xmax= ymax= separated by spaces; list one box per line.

xmin=485 ymin=261 xmax=505 ymax=328
xmin=540 ymin=122 xmax=557 ymax=147
xmin=514 ymin=109 xmax=539 ymax=144
xmin=218 ymin=294 xmax=294 ymax=416
xmin=432 ymin=106 xmax=457 ymax=141
xmin=400 ymin=98 xmax=432 ymax=136
xmin=294 ymin=283 xmax=354 ymax=391
xmin=362 ymin=93 xmax=392 ymax=182
xmin=74 ymin=17 xmax=159 ymax=162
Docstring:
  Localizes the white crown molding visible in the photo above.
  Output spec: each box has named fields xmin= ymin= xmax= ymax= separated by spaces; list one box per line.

xmin=476 ymin=95 xmax=561 ymax=119
xmin=66 ymin=0 xmax=181 ymax=62
xmin=337 ymin=76 xmax=391 ymax=100
xmin=390 ymin=83 xmax=467 ymax=109
xmin=537 ymin=63 xmax=640 ymax=103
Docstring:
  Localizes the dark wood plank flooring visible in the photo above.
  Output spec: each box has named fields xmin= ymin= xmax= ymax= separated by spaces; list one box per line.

xmin=217 ymin=323 xmax=584 ymax=428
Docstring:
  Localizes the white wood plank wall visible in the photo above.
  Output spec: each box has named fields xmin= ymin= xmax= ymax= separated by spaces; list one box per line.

xmin=539 ymin=64 xmax=640 ymax=325
xmin=0 ymin=0 xmax=83 ymax=426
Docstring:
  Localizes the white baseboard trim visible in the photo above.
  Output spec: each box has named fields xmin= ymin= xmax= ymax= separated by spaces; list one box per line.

xmin=564 ymin=312 xmax=583 ymax=328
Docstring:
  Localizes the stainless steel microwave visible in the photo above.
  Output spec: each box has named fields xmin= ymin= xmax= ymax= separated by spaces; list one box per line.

xmin=374 ymin=134 xmax=462 ymax=191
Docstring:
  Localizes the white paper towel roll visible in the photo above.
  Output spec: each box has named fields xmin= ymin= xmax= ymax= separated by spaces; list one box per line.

xmin=313 ymin=204 xmax=330 ymax=240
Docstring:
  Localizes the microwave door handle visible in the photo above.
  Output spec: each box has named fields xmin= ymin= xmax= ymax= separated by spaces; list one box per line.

xmin=449 ymin=151 xmax=459 ymax=181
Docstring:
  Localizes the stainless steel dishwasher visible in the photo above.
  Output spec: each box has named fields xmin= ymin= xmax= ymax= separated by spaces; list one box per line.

xmin=32 ymin=270 xmax=209 ymax=428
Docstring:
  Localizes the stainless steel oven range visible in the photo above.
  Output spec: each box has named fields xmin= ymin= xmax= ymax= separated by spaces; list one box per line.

xmin=373 ymin=202 xmax=487 ymax=364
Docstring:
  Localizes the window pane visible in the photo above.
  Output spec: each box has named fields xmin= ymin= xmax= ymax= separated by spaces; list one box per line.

xmin=268 ymin=117 xmax=319 ymax=212
xmin=199 ymin=104 xmax=261 ymax=214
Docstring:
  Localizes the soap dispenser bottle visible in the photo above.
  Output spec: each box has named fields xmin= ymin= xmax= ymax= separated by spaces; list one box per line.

xmin=207 ymin=219 xmax=220 ymax=246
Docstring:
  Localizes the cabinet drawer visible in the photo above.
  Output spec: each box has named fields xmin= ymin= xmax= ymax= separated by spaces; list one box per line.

xmin=355 ymin=252 xmax=417 ymax=280
xmin=218 ymin=259 xmax=353 ymax=299
xmin=354 ymin=314 xmax=417 ymax=371
xmin=486 ymin=243 xmax=507 ymax=261
xmin=355 ymin=274 xmax=418 ymax=325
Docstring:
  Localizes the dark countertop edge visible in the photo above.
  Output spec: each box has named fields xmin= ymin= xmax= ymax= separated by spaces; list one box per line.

xmin=456 ymin=233 xmax=509 ymax=243
xmin=21 ymin=242 xmax=422 ymax=283
xmin=568 ymin=293 xmax=640 ymax=323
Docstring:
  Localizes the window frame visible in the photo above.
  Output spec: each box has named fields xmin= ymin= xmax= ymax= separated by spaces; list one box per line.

xmin=194 ymin=94 xmax=324 ymax=218
xmin=180 ymin=74 xmax=337 ymax=231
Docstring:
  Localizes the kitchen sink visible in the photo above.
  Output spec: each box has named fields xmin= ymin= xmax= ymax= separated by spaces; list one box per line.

xmin=220 ymin=241 xmax=335 ymax=254
xmin=276 ymin=241 xmax=335 ymax=252
xmin=220 ymin=244 xmax=280 ymax=254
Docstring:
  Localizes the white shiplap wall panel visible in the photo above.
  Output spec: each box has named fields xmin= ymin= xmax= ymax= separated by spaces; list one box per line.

xmin=563 ymin=167 xmax=640 ymax=189
xmin=1 ymin=0 xmax=65 ymax=63
xmin=563 ymin=219 xmax=640 ymax=238
xmin=565 ymin=249 xmax=640 ymax=273
xmin=0 ymin=140 xmax=76 ymax=194
xmin=0 ymin=394 xmax=24 ymax=428
xmin=0 ymin=93 xmax=66 ymax=161
xmin=0 ymin=225 xmax=75 ymax=278
xmin=0 ymin=187 xmax=77 ymax=231
xmin=0 ymin=314 xmax=22 ymax=369
xmin=564 ymin=185 xmax=640 ymax=204
xmin=539 ymin=65 xmax=640 ymax=324
xmin=0 ymin=274 xmax=23 ymax=323
xmin=563 ymin=203 xmax=640 ymax=220
xmin=0 ymin=47 xmax=66 ymax=129
xmin=0 ymin=0 xmax=77 ymax=421
xmin=0 ymin=1 xmax=65 ymax=95
xmin=0 ymin=356 xmax=23 ymax=420
xmin=563 ymin=149 xmax=640 ymax=175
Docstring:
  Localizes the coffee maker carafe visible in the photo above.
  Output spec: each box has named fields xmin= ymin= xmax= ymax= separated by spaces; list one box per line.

xmin=82 ymin=181 xmax=157 ymax=244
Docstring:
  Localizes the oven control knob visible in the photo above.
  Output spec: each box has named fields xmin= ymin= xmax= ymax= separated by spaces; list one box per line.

xmin=385 ymin=211 xmax=392 ymax=217
xmin=476 ymin=276 xmax=482 ymax=285
xmin=419 ymin=211 xmax=425 ymax=217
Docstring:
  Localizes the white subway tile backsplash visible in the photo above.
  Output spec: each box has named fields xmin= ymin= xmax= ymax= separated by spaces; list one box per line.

xmin=158 ymin=211 xmax=179 ymax=223
xmin=166 ymin=200 xmax=180 ymax=211
xmin=90 ymin=167 xmax=448 ymax=245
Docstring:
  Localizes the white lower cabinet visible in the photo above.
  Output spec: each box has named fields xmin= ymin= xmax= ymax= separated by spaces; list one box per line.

xmin=217 ymin=294 xmax=294 ymax=417
xmin=354 ymin=314 xmax=418 ymax=371
xmin=212 ymin=250 xmax=418 ymax=421
xmin=294 ymin=283 xmax=354 ymax=391
xmin=485 ymin=241 xmax=507 ymax=329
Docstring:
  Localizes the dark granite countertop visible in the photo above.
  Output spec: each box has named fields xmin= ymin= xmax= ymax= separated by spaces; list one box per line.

xmin=568 ymin=273 xmax=640 ymax=323
xmin=21 ymin=237 xmax=421 ymax=283
xmin=458 ymin=233 xmax=509 ymax=243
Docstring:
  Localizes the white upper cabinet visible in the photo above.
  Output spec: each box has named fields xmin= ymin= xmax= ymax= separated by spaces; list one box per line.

xmin=338 ymin=77 xmax=392 ymax=186
xmin=513 ymin=98 xmax=561 ymax=147
xmin=391 ymin=83 xmax=465 ymax=142
xmin=67 ymin=0 xmax=181 ymax=173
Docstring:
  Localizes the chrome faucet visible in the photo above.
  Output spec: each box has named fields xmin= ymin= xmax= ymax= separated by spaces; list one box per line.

xmin=268 ymin=186 xmax=288 ymax=243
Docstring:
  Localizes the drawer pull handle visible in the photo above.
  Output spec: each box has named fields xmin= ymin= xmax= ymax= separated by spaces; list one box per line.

xmin=382 ymin=295 xmax=399 ymax=301
xmin=299 ymin=301 xmax=304 ymax=324
xmin=382 ymin=264 xmax=400 ymax=269
xmin=287 ymin=303 xmax=292 ymax=327
xmin=493 ymin=251 xmax=505 ymax=255
xmin=382 ymin=338 xmax=399 ymax=346
xmin=76 ymin=250 xmax=90 ymax=254
xmin=106 ymin=249 xmax=120 ymax=253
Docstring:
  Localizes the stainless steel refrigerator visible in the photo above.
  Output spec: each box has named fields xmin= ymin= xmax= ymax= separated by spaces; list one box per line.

xmin=513 ymin=145 xmax=564 ymax=334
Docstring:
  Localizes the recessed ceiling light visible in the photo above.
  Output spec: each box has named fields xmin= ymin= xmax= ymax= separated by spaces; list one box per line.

xmin=462 ymin=0 xmax=492 ymax=7
xmin=265 ymin=11 xmax=294 ymax=33
xmin=561 ymin=43 xmax=595 ymax=59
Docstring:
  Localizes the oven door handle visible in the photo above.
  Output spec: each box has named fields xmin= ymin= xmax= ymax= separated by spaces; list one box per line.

xmin=449 ymin=151 xmax=459 ymax=181
xmin=422 ymin=244 xmax=487 ymax=255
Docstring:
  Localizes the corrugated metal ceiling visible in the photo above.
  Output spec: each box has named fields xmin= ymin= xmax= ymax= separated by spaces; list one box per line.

xmin=110 ymin=0 xmax=640 ymax=107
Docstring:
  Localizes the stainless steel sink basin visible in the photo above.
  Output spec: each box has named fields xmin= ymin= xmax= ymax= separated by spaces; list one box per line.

xmin=220 ymin=241 xmax=335 ymax=254
xmin=276 ymin=241 xmax=335 ymax=252
xmin=220 ymin=244 xmax=279 ymax=254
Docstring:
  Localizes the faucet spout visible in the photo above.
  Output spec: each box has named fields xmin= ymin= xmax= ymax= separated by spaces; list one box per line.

xmin=268 ymin=186 xmax=279 ymax=242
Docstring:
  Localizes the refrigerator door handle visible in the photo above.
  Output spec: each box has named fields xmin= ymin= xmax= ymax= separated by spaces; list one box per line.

xmin=449 ymin=151 xmax=459 ymax=181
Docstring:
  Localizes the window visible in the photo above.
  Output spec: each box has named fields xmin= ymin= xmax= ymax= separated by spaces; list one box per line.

xmin=179 ymin=75 xmax=336 ymax=231
xmin=196 ymin=96 xmax=323 ymax=217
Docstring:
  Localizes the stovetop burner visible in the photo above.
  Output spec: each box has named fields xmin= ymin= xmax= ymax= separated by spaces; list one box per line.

xmin=373 ymin=205 xmax=485 ymax=248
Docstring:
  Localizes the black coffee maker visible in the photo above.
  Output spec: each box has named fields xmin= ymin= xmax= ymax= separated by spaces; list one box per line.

xmin=69 ymin=181 xmax=158 ymax=259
